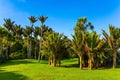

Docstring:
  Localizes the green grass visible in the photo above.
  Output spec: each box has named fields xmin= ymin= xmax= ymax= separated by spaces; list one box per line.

xmin=0 ymin=58 xmax=120 ymax=80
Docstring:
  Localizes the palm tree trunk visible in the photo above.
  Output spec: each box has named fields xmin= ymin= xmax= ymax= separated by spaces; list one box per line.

xmin=34 ymin=47 xmax=37 ymax=59
xmin=113 ymin=52 xmax=117 ymax=69
xmin=78 ymin=56 xmax=80 ymax=66
xmin=27 ymin=45 xmax=29 ymax=58
xmin=58 ymin=59 xmax=61 ymax=67
xmin=88 ymin=53 xmax=92 ymax=70
xmin=89 ymin=58 xmax=92 ymax=70
xmin=79 ymin=55 xmax=83 ymax=69
xmin=29 ymin=40 xmax=32 ymax=58
xmin=51 ymin=55 xmax=56 ymax=67
xmin=38 ymin=26 xmax=43 ymax=62
xmin=48 ymin=57 xmax=51 ymax=65
xmin=38 ymin=53 xmax=41 ymax=62
xmin=6 ymin=47 xmax=9 ymax=60
xmin=38 ymin=42 xmax=41 ymax=62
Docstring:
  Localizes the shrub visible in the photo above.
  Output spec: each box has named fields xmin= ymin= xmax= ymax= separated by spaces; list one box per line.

xmin=9 ymin=52 xmax=26 ymax=60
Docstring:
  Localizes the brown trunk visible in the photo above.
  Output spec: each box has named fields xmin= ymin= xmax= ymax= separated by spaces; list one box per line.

xmin=113 ymin=52 xmax=116 ymax=69
xmin=58 ymin=59 xmax=61 ymax=67
xmin=51 ymin=55 xmax=56 ymax=67
xmin=79 ymin=55 xmax=82 ymax=69
xmin=88 ymin=53 xmax=92 ymax=70
xmin=89 ymin=58 xmax=92 ymax=70
xmin=48 ymin=57 xmax=51 ymax=65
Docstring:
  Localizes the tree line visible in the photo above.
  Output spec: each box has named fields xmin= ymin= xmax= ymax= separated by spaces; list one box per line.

xmin=0 ymin=16 xmax=120 ymax=70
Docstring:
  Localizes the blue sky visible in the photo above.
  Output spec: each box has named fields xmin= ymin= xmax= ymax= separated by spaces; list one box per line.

xmin=0 ymin=0 xmax=120 ymax=38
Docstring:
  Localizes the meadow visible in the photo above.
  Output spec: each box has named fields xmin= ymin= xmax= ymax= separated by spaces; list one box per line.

xmin=0 ymin=58 xmax=120 ymax=80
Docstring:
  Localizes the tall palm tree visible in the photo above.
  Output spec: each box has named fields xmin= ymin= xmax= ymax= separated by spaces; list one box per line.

xmin=3 ymin=18 xmax=15 ymax=33
xmin=28 ymin=16 xmax=37 ymax=58
xmin=0 ymin=27 xmax=8 ymax=56
xmin=0 ymin=26 xmax=11 ymax=62
xmin=38 ymin=16 xmax=48 ymax=62
xmin=102 ymin=25 xmax=120 ymax=68
xmin=34 ymin=27 xmax=40 ymax=59
xmin=13 ymin=24 xmax=23 ymax=40
xmin=3 ymin=18 xmax=15 ymax=60
xmin=23 ymin=26 xmax=33 ymax=58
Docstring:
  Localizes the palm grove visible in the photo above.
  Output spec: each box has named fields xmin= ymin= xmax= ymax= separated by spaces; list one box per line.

xmin=0 ymin=16 xmax=120 ymax=70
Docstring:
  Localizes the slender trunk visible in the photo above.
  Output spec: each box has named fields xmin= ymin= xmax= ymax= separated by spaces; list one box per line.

xmin=38 ymin=53 xmax=41 ymax=62
xmin=29 ymin=40 xmax=32 ymax=58
xmin=38 ymin=27 xmax=42 ymax=62
xmin=79 ymin=55 xmax=82 ymax=69
xmin=58 ymin=59 xmax=61 ymax=67
xmin=78 ymin=56 xmax=80 ymax=66
xmin=34 ymin=47 xmax=37 ymax=59
xmin=27 ymin=44 xmax=29 ymax=58
xmin=48 ymin=57 xmax=51 ymax=65
xmin=38 ymin=42 xmax=41 ymax=62
xmin=113 ymin=52 xmax=117 ymax=69
xmin=6 ymin=47 xmax=9 ymax=60
xmin=41 ymin=55 xmax=43 ymax=60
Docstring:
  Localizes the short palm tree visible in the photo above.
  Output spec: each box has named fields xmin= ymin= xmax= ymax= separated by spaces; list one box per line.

xmin=43 ymin=31 xmax=66 ymax=67
xmin=72 ymin=30 xmax=85 ymax=69
xmin=102 ymin=25 xmax=120 ymax=68
xmin=85 ymin=32 xmax=104 ymax=70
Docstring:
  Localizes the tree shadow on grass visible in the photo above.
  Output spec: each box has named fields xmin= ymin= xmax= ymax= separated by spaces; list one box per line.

xmin=40 ymin=60 xmax=48 ymax=64
xmin=61 ymin=63 xmax=79 ymax=68
xmin=0 ymin=70 xmax=28 ymax=80
xmin=0 ymin=59 xmax=36 ymax=67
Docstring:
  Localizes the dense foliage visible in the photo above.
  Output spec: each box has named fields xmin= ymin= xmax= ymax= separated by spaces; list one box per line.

xmin=0 ymin=16 xmax=120 ymax=69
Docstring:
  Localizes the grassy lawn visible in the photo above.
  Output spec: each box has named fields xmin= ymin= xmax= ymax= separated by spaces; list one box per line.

xmin=0 ymin=58 xmax=120 ymax=80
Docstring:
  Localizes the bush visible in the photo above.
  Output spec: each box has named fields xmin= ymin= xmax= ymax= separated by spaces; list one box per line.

xmin=9 ymin=52 xmax=26 ymax=60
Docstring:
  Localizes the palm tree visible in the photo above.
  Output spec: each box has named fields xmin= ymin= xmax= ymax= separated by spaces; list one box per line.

xmin=72 ymin=17 xmax=94 ymax=69
xmin=0 ymin=27 xmax=8 ymax=59
xmin=28 ymin=16 xmax=37 ymax=58
xmin=43 ymin=32 xmax=67 ymax=67
xmin=3 ymin=18 xmax=15 ymax=60
xmin=72 ymin=30 xmax=85 ymax=69
xmin=102 ymin=25 xmax=120 ymax=68
xmin=74 ymin=17 xmax=94 ymax=33
xmin=38 ymin=16 xmax=48 ymax=62
xmin=3 ymin=18 xmax=15 ymax=33
xmin=13 ymin=24 xmax=23 ymax=40
xmin=34 ymin=27 xmax=40 ymax=59
xmin=85 ymin=32 xmax=104 ymax=70
xmin=23 ymin=26 xmax=33 ymax=58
